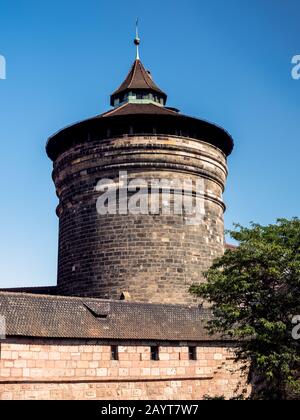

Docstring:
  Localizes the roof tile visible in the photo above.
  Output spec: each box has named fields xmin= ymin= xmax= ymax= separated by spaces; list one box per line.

xmin=0 ymin=292 xmax=220 ymax=342
xmin=111 ymin=59 xmax=166 ymax=97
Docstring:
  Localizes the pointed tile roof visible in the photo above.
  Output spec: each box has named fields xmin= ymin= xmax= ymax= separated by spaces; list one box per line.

xmin=110 ymin=59 xmax=167 ymax=106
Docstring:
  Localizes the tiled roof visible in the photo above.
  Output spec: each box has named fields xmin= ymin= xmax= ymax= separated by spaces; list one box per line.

xmin=111 ymin=59 xmax=166 ymax=97
xmin=46 ymin=104 xmax=234 ymax=161
xmin=100 ymin=102 xmax=179 ymax=118
xmin=0 ymin=292 xmax=221 ymax=342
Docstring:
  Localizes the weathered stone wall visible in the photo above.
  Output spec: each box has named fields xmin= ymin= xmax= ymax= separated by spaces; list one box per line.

xmin=53 ymin=134 xmax=228 ymax=304
xmin=0 ymin=339 xmax=247 ymax=400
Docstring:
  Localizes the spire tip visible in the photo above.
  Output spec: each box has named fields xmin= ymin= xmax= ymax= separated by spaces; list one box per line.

xmin=134 ymin=18 xmax=140 ymax=60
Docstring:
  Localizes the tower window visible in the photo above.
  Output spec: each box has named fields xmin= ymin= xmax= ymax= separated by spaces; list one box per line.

xmin=188 ymin=346 xmax=197 ymax=361
xmin=111 ymin=345 xmax=119 ymax=361
xmin=150 ymin=346 xmax=159 ymax=361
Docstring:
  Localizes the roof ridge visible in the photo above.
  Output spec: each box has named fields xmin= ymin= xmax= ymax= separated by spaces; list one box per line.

xmin=0 ymin=290 xmax=203 ymax=310
xmin=0 ymin=290 xmax=114 ymax=303
xmin=127 ymin=60 xmax=139 ymax=89
xmin=138 ymin=60 xmax=153 ymax=90
xmin=101 ymin=102 xmax=130 ymax=117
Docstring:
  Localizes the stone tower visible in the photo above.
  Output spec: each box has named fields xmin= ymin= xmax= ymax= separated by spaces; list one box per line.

xmin=46 ymin=38 xmax=233 ymax=304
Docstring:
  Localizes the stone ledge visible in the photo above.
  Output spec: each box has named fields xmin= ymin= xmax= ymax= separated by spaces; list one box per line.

xmin=0 ymin=374 xmax=214 ymax=384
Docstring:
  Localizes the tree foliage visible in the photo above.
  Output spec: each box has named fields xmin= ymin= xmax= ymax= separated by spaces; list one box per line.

xmin=190 ymin=218 xmax=300 ymax=400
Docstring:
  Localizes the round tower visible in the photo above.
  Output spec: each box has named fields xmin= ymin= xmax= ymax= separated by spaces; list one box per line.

xmin=46 ymin=38 xmax=233 ymax=304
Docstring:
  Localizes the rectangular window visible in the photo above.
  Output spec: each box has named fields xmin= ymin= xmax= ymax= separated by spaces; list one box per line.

xmin=150 ymin=346 xmax=159 ymax=361
xmin=111 ymin=345 xmax=119 ymax=361
xmin=188 ymin=346 xmax=197 ymax=361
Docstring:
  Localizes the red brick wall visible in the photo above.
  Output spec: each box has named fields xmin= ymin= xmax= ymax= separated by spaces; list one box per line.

xmin=0 ymin=339 xmax=248 ymax=400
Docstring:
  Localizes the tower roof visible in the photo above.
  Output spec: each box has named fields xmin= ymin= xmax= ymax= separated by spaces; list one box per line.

xmin=110 ymin=59 xmax=167 ymax=106
xmin=46 ymin=25 xmax=234 ymax=161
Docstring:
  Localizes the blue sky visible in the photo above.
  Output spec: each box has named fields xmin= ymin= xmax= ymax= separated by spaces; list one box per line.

xmin=0 ymin=0 xmax=299 ymax=288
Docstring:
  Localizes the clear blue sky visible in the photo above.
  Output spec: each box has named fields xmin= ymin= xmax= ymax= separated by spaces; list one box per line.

xmin=0 ymin=0 xmax=299 ymax=288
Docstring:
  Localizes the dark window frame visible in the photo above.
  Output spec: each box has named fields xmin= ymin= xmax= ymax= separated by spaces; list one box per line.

xmin=150 ymin=346 xmax=159 ymax=361
xmin=188 ymin=346 xmax=197 ymax=361
xmin=111 ymin=345 xmax=119 ymax=361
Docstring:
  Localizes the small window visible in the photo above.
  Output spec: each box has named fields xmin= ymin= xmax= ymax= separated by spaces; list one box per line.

xmin=150 ymin=346 xmax=159 ymax=361
xmin=111 ymin=345 xmax=119 ymax=361
xmin=189 ymin=346 xmax=197 ymax=361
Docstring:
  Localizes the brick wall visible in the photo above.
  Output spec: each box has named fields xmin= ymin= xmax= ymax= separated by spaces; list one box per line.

xmin=0 ymin=338 xmax=248 ymax=400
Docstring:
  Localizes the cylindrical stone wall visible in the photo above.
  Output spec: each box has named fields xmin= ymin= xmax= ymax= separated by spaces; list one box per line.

xmin=52 ymin=134 xmax=228 ymax=304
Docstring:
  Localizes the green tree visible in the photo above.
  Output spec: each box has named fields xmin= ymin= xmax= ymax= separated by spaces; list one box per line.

xmin=190 ymin=218 xmax=300 ymax=400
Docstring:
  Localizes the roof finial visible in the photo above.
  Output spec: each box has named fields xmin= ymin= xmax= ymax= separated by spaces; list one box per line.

xmin=134 ymin=18 xmax=140 ymax=60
